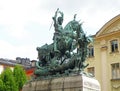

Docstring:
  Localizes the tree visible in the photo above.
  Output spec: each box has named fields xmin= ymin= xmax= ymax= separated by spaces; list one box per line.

xmin=1 ymin=67 xmax=18 ymax=91
xmin=0 ymin=78 xmax=4 ymax=91
xmin=13 ymin=65 xmax=27 ymax=91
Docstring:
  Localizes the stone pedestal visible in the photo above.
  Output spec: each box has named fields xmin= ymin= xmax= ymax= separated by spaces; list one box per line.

xmin=22 ymin=75 xmax=100 ymax=91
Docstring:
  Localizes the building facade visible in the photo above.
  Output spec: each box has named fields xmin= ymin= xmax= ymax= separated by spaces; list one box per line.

xmin=0 ymin=57 xmax=36 ymax=78
xmin=0 ymin=58 xmax=16 ymax=74
xmin=85 ymin=14 xmax=120 ymax=91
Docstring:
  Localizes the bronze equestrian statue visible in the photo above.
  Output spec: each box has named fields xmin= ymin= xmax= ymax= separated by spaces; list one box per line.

xmin=34 ymin=9 xmax=92 ymax=77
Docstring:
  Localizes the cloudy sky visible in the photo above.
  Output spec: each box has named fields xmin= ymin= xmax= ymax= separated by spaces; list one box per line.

xmin=0 ymin=0 xmax=120 ymax=60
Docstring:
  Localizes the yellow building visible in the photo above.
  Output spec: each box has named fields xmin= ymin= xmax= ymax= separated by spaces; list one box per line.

xmin=85 ymin=14 xmax=120 ymax=91
xmin=0 ymin=57 xmax=32 ymax=75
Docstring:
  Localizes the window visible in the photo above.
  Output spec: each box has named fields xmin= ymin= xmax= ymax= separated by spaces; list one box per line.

xmin=111 ymin=63 xmax=120 ymax=79
xmin=110 ymin=40 xmax=118 ymax=52
xmin=88 ymin=46 xmax=94 ymax=57
xmin=87 ymin=67 xmax=95 ymax=76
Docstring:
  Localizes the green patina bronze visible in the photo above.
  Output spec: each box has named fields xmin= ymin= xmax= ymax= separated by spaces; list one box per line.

xmin=34 ymin=8 xmax=92 ymax=77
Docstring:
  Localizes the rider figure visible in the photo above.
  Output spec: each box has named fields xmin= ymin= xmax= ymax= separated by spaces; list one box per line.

xmin=52 ymin=8 xmax=64 ymax=52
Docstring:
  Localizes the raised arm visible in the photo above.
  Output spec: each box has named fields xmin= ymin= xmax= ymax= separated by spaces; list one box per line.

xmin=52 ymin=8 xmax=59 ymax=24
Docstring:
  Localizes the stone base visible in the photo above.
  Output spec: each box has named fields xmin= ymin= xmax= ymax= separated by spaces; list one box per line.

xmin=22 ymin=75 xmax=100 ymax=91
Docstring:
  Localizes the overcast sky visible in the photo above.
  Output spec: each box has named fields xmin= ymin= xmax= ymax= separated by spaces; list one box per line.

xmin=0 ymin=0 xmax=120 ymax=60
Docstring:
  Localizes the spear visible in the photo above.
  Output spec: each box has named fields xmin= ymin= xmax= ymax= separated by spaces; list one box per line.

xmin=49 ymin=21 xmax=53 ymax=31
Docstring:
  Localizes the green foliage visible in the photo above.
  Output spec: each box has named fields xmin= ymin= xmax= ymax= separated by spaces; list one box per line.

xmin=0 ymin=65 xmax=27 ymax=91
xmin=1 ymin=67 xmax=18 ymax=91
xmin=0 ymin=78 xmax=4 ymax=91
xmin=13 ymin=65 xmax=27 ymax=90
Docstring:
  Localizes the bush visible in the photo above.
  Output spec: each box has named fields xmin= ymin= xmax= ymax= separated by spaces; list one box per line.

xmin=1 ymin=67 xmax=18 ymax=91
xmin=13 ymin=65 xmax=27 ymax=90
xmin=0 ymin=78 xmax=4 ymax=91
